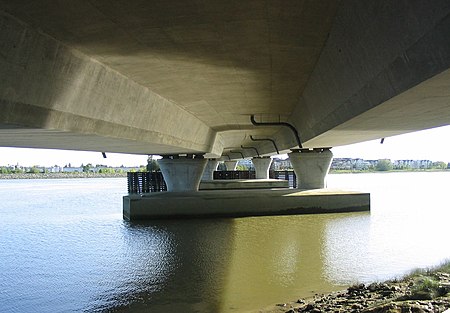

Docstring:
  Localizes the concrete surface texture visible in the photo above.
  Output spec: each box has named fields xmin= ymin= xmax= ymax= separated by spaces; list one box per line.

xmin=252 ymin=157 xmax=273 ymax=179
xmin=1 ymin=1 xmax=450 ymax=158
xmin=123 ymin=188 xmax=370 ymax=220
xmin=157 ymin=157 xmax=208 ymax=192
xmin=201 ymin=159 xmax=219 ymax=181
xmin=199 ymin=179 xmax=288 ymax=190
xmin=289 ymin=149 xmax=333 ymax=189
xmin=224 ymin=160 xmax=238 ymax=171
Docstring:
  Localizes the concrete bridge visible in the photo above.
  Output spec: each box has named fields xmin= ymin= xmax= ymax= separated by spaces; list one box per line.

xmin=1 ymin=1 xmax=449 ymax=217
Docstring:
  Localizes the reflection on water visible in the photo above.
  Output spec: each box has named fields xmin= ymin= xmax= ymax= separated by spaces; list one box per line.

xmin=220 ymin=214 xmax=349 ymax=312
xmin=0 ymin=173 xmax=449 ymax=312
xmin=92 ymin=214 xmax=354 ymax=312
xmin=325 ymin=172 xmax=450 ymax=284
xmin=104 ymin=220 xmax=235 ymax=313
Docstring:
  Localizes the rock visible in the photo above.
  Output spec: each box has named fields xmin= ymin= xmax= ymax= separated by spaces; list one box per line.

xmin=362 ymin=303 xmax=400 ymax=313
xmin=368 ymin=283 xmax=379 ymax=292
xmin=380 ymin=290 xmax=394 ymax=297
xmin=348 ymin=284 xmax=366 ymax=293
xmin=352 ymin=303 xmax=364 ymax=310
xmin=379 ymin=283 xmax=390 ymax=291
xmin=401 ymin=303 xmax=426 ymax=313
xmin=305 ymin=303 xmax=314 ymax=310
xmin=280 ymin=264 xmax=450 ymax=313
xmin=409 ymin=291 xmax=433 ymax=300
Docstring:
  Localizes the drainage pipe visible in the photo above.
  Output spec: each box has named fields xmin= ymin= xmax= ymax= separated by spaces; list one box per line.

xmin=250 ymin=115 xmax=302 ymax=149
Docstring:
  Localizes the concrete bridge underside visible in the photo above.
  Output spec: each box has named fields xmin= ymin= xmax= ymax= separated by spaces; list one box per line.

xmin=1 ymin=0 xmax=450 ymax=158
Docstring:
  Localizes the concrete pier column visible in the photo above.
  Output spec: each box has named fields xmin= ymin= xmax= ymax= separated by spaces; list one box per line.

xmin=289 ymin=148 xmax=333 ymax=189
xmin=201 ymin=159 xmax=219 ymax=181
xmin=224 ymin=160 xmax=238 ymax=171
xmin=252 ymin=157 xmax=273 ymax=179
xmin=158 ymin=155 xmax=208 ymax=192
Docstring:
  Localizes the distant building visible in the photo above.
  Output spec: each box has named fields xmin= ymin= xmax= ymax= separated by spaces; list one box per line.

xmin=393 ymin=160 xmax=432 ymax=169
xmin=62 ymin=166 xmax=83 ymax=173
xmin=92 ymin=165 xmax=108 ymax=173
xmin=271 ymin=158 xmax=292 ymax=170
xmin=331 ymin=158 xmax=371 ymax=170
xmin=112 ymin=166 xmax=140 ymax=172
xmin=47 ymin=166 xmax=63 ymax=173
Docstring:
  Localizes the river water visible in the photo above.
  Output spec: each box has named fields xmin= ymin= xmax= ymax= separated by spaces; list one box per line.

xmin=0 ymin=172 xmax=449 ymax=313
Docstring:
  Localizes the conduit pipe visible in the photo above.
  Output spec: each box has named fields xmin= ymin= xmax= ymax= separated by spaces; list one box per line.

xmin=250 ymin=115 xmax=303 ymax=149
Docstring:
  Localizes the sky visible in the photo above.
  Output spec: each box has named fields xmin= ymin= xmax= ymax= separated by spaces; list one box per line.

xmin=331 ymin=125 xmax=450 ymax=162
xmin=0 ymin=125 xmax=449 ymax=167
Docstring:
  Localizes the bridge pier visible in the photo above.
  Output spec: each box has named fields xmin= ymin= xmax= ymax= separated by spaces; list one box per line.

xmin=124 ymin=148 xmax=370 ymax=220
xmin=158 ymin=155 xmax=208 ymax=192
xmin=289 ymin=148 xmax=333 ymax=189
xmin=201 ymin=159 xmax=219 ymax=181
xmin=224 ymin=160 xmax=238 ymax=171
xmin=252 ymin=157 xmax=273 ymax=179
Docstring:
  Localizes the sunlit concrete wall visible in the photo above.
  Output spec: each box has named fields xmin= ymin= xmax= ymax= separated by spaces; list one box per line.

xmin=0 ymin=11 xmax=217 ymax=155
xmin=275 ymin=1 xmax=450 ymax=150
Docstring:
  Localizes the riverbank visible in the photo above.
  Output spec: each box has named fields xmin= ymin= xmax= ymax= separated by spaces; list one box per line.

xmin=0 ymin=172 xmax=127 ymax=179
xmin=1 ymin=169 xmax=448 ymax=180
xmin=258 ymin=262 xmax=450 ymax=313
xmin=330 ymin=169 xmax=450 ymax=174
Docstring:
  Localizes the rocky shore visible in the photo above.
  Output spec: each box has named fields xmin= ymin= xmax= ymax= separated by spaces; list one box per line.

xmin=261 ymin=264 xmax=450 ymax=313
xmin=0 ymin=172 xmax=127 ymax=179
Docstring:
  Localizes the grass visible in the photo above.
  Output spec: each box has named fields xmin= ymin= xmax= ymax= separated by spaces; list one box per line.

xmin=404 ymin=260 xmax=450 ymax=300
xmin=403 ymin=260 xmax=450 ymax=278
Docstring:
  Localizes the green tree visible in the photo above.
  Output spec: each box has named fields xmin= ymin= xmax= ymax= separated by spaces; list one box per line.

xmin=99 ymin=167 xmax=115 ymax=173
xmin=28 ymin=166 xmax=41 ymax=174
xmin=82 ymin=163 xmax=93 ymax=172
xmin=235 ymin=164 xmax=248 ymax=170
xmin=376 ymin=159 xmax=393 ymax=171
xmin=432 ymin=161 xmax=447 ymax=169
xmin=146 ymin=157 xmax=160 ymax=172
xmin=13 ymin=167 xmax=24 ymax=174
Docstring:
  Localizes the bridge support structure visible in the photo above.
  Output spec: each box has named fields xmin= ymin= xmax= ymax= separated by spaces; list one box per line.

xmin=123 ymin=188 xmax=369 ymax=220
xmin=158 ymin=155 xmax=207 ymax=192
xmin=224 ymin=160 xmax=238 ymax=171
xmin=124 ymin=148 xmax=370 ymax=220
xmin=252 ymin=157 xmax=273 ymax=179
xmin=289 ymin=148 xmax=333 ymax=189
xmin=201 ymin=159 xmax=219 ymax=181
